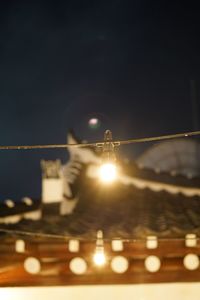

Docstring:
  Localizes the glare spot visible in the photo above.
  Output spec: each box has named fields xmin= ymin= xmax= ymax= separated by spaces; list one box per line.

xmin=99 ymin=163 xmax=117 ymax=183
xmin=93 ymin=249 xmax=106 ymax=266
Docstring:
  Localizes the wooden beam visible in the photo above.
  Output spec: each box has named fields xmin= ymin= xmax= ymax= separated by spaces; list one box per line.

xmin=0 ymin=237 xmax=200 ymax=286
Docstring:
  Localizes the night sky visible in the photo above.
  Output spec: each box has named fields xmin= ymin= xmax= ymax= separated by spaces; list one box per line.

xmin=0 ymin=1 xmax=200 ymax=199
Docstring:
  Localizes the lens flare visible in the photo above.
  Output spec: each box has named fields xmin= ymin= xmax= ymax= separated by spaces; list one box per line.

xmin=88 ymin=118 xmax=101 ymax=129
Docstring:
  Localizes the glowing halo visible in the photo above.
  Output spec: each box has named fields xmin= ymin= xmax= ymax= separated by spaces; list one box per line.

xmin=99 ymin=163 xmax=117 ymax=183
xmin=93 ymin=250 xmax=106 ymax=266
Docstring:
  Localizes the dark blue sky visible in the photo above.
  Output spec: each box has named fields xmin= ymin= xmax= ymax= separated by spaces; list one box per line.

xmin=0 ymin=1 xmax=200 ymax=199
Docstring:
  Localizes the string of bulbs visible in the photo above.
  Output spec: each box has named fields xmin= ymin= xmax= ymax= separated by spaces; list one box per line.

xmin=1 ymin=228 xmax=198 ymax=267
xmin=0 ymin=129 xmax=200 ymax=150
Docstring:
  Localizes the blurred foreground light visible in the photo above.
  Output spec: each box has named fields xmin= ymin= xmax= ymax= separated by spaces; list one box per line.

xmin=24 ymin=257 xmax=41 ymax=274
xmin=183 ymin=254 xmax=200 ymax=270
xmin=15 ymin=239 xmax=25 ymax=253
xmin=145 ymin=255 xmax=161 ymax=273
xmin=111 ymin=256 xmax=129 ymax=273
xmin=99 ymin=163 xmax=117 ymax=183
xmin=93 ymin=248 xmax=106 ymax=266
xmin=69 ymin=257 xmax=87 ymax=275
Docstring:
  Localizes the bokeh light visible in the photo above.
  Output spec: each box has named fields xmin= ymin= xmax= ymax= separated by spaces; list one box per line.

xmin=88 ymin=118 xmax=101 ymax=129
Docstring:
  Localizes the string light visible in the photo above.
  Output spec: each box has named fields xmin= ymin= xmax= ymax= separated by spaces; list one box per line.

xmin=93 ymin=230 xmax=106 ymax=266
xmin=0 ymin=130 xmax=200 ymax=150
xmin=97 ymin=130 xmax=119 ymax=183
xmin=0 ymin=130 xmax=199 ymax=242
xmin=0 ymin=130 xmax=199 ymax=274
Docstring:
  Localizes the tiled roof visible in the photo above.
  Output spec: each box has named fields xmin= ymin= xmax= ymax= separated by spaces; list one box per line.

xmin=0 ymin=198 xmax=40 ymax=218
xmin=1 ymin=165 xmax=200 ymax=239
xmin=122 ymin=161 xmax=200 ymax=188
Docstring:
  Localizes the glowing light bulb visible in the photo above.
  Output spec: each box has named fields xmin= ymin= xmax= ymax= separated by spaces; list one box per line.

xmin=99 ymin=163 xmax=117 ymax=183
xmin=93 ymin=230 xmax=106 ymax=266
xmin=96 ymin=130 xmax=119 ymax=183
xmin=93 ymin=248 xmax=106 ymax=266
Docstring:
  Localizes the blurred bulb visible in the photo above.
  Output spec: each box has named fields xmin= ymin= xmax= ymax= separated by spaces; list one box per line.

xmin=99 ymin=163 xmax=117 ymax=183
xmin=93 ymin=248 xmax=106 ymax=266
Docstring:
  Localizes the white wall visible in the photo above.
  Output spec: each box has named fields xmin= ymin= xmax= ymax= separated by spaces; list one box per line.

xmin=42 ymin=178 xmax=63 ymax=203
xmin=1 ymin=283 xmax=200 ymax=300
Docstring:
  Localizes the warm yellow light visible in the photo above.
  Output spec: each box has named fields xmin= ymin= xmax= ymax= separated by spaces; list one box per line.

xmin=99 ymin=163 xmax=117 ymax=183
xmin=93 ymin=249 xmax=106 ymax=266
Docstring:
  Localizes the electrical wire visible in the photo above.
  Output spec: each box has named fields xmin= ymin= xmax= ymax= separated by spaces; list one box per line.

xmin=0 ymin=130 xmax=200 ymax=150
xmin=0 ymin=143 xmax=95 ymax=150
xmin=0 ymin=228 xmax=61 ymax=239
xmin=0 ymin=228 xmax=84 ymax=241
xmin=0 ymin=228 xmax=198 ymax=242
xmin=118 ymin=130 xmax=200 ymax=145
